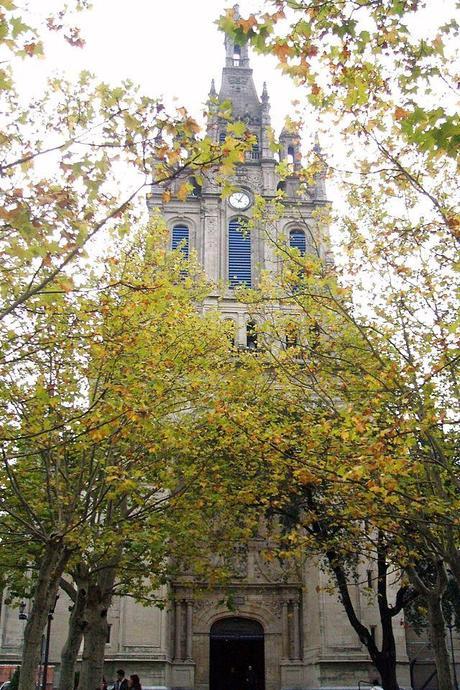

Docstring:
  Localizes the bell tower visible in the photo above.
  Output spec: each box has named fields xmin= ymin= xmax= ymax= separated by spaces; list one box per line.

xmin=148 ymin=8 xmax=331 ymax=345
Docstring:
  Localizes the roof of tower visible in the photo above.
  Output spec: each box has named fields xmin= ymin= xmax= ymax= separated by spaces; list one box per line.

xmin=218 ymin=16 xmax=262 ymax=123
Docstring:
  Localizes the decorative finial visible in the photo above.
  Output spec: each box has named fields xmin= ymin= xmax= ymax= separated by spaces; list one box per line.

xmin=209 ymin=79 xmax=217 ymax=98
xmin=261 ymin=82 xmax=269 ymax=104
xmin=233 ymin=4 xmax=240 ymax=19
xmin=313 ymin=133 xmax=322 ymax=153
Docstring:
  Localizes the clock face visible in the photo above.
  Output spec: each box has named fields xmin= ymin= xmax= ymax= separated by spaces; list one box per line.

xmin=229 ymin=191 xmax=251 ymax=210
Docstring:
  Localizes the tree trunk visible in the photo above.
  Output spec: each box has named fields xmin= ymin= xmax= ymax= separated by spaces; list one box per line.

xmin=446 ymin=538 xmax=460 ymax=590
xmin=78 ymin=567 xmax=116 ymax=690
xmin=18 ymin=540 xmax=70 ymax=690
xmin=58 ymin=582 xmax=88 ymax=690
xmin=426 ymin=592 xmax=454 ymax=690
xmin=375 ymin=539 xmax=400 ymax=690
xmin=326 ymin=549 xmax=400 ymax=690
xmin=377 ymin=653 xmax=400 ymax=690
xmin=78 ymin=601 xmax=108 ymax=690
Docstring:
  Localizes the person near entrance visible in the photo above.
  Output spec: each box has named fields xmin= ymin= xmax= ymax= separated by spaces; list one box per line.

xmin=114 ymin=669 xmax=128 ymax=690
xmin=244 ymin=665 xmax=258 ymax=690
xmin=128 ymin=674 xmax=142 ymax=690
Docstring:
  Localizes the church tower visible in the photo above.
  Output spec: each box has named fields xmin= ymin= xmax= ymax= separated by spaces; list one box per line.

xmin=145 ymin=17 xmax=411 ymax=690
xmin=147 ymin=5 xmax=331 ymax=351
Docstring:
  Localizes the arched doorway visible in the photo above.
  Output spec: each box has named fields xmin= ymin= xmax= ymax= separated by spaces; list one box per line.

xmin=210 ymin=617 xmax=265 ymax=690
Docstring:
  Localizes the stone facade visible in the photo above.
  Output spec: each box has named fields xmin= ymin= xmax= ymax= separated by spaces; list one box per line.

xmin=1 ymin=16 xmax=458 ymax=690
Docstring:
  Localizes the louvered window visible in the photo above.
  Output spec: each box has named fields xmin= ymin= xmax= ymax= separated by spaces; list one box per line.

xmin=172 ymin=224 xmax=189 ymax=258
xmin=219 ymin=131 xmax=226 ymax=143
xmin=289 ymin=229 xmax=306 ymax=255
xmin=228 ymin=218 xmax=251 ymax=288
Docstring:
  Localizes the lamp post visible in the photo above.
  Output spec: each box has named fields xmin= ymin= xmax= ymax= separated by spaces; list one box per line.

xmin=18 ymin=602 xmax=27 ymax=621
xmin=41 ymin=594 xmax=59 ymax=690
xmin=447 ymin=620 xmax=459 ymax=690
xmin=15 ymin=602 xmax=27 ymax=684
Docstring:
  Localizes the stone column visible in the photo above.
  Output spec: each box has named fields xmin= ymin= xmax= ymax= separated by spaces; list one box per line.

xmin=186 ymin=600 xmax=193 ymax=661
xmin=174 ymin=600 xmax=182 ymax=660
xmin=282 ymin=601 xmax=289 ymax=659
xmin=292 ymin=601 xmax=301 ymax=660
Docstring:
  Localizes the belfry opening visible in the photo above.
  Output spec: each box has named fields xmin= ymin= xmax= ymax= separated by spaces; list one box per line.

xmin=210 ymin=617 xmax=265 ymax=690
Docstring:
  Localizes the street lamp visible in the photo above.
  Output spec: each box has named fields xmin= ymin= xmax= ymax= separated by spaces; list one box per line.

xmin=18 ymin=602 xmax=27 ymax=621
xmin=446 ymin=619 xmax=459 ymax=690
xmin=41 ymin=594 xmax=59 ymax=690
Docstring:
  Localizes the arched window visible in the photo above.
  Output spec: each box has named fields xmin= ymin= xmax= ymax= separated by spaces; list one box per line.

xmin=233 ymin=44 xmax=241 ymax=66
xmin=287 ymin=145 xmax=295 ymax=170
xmin=219 ymin=131 xmax=226 ymax=144
xmin=251 ymin=136 xmax=259 ymax=160
xmin=210 ymin=617 xmax=263 ymax=639
xmin=228 ymin=218 xmax=251 ymax=288
xmin=171 ymin=223 xmax=189 ymax=258
xmin=289 ymin=229 xmax=306 ymax=256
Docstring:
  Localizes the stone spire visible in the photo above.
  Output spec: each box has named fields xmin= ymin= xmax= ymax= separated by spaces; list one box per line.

xmin=313 ymin=132 xmax=322 ymax=154
xmin=260 ymin=81 xmax=272 ymax=158
xmin=261 ymin=81 xmax=269 ymax=104
xmin=206 ymin=79 xmax=219 ymax=139
xmin=313 ymin=133 xmax=327 ymax=200
xmin=208 ymin=78 xmax=217 ymax=99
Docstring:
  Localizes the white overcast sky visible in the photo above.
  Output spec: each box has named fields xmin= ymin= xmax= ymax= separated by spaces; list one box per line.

xmin=23 ymin=0 xmax=301 ymax=137
xmin=19 ymin=0 xmax=456 ymax=164
xmin=21 ymin=0 xmax=455 ymax=169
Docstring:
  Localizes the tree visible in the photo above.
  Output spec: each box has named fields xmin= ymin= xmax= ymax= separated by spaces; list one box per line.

xmin=0 ymin=4 xmax=255 ymax=687
xmin=1 ymin=220 xmax=262 ymax=690
xmin=195 ymin=196 xmax=456 ymax=688
xmin=219 ymin=3 xmax=459 ymax=687
xmin=0 ymin=1 xmax=251 ymax=324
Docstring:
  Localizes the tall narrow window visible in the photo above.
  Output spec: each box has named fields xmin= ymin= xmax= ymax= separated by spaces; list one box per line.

xmin=228 ymin=218 xmax=251 ymax=288
xmin=246 ymin=321 xmax=257 ymax=350
xmin=251 ymin=137 xmax=259 ymax=159
xmin=289 ymin=229 xmax=306 ymax=255
xmin=367 ymin=570 xmax=374 ymax=589
xmin=219 ymin=131 xmax=226 ymax=144
xmin=233 ymin=44 xmax=241 ymax=66
xmin=189 ymin=176 xmax=201 ymax=197
xmin=172 ymin=224 xmax=189 ymax=258
xmin=287 ymin=145 xmax=295 ymax=169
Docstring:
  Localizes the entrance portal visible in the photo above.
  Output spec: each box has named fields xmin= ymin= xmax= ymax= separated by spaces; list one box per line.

xmin=210 ymin=617 xmax=265 ymax=690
